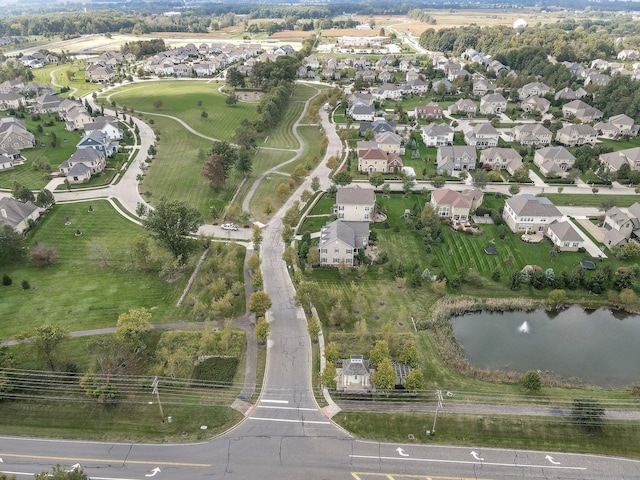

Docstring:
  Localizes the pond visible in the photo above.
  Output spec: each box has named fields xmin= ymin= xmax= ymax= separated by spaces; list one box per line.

xmin=450 ymin=306 xmax=640 ymax=388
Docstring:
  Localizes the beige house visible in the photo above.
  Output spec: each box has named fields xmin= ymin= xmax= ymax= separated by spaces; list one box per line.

xmin=449 ymin=98 xmax=477 ymax=117
xmin=64 ymin=106 xmax=93 ymax=131
xmin=534 ymin=146 xmax=576 ymax=178
xmin=375 ymin=131 xmax=405 ymax=155
xmin=430 ymin=188 xmax=484 ymax=222
xmin=555 ymin=124 xmax=597 ymax=147
xmin=86 ymin=63 xmax=116 ymax=83
xmin=546 ymin=221 xmax=584 ymax=252
xmin=562 ymin=99 xmax=603 ymax=122
xmin=0 ymin=197 xmax=41 ymax=233
xmin=479 ymin=93 xmax=507 ymax=115
xmin=0 ymin=118 xmax=35 ymax=151
xmin=599 ymin=147 xmax=640 ymax=172
xmin=479 ymin=147 xmax=523 ymax=175
xmin=511 ymin=124 xmax=552 ymax=146
xmin=318 ymin=220 xmax=369 ymax=267
xmin=602 ymin=204 xmax=640 ymax=248
xmin=358 ymin=147 xmax=388 ymax=173
xmin=334 ymin=185 xmax=376 ymax=222
xmin=464 ymin=123 xmax=500 ymax=149
xmin=503 ymin=194 xmax=563 ymax=234
xmin=521 ymin=96 xmax=550 ymax=114
xmin=0 ymin=92 xmax=25 ymax=111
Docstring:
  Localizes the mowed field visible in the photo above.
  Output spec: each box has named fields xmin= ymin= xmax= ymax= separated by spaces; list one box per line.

xmin=103 ymin=81 xmax=256 ymax=143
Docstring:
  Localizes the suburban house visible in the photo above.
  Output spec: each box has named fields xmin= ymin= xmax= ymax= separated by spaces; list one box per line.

xmin=348 ymin=101 xmax=375 ymax=121
xmin=479 ymin=147 xmax=523 ymax=175
xmin=534 ymin=146 xmax=576 ymax=177
xmin=555 ymin=124 xmax=598 ymax=147
xmin=334 ymin=185 xmax=376 ymax=221
xmin=32 ymin=93 xmax=61 ymax=113
xmin=464 ymin=123 xmax=500 ymax=149
xmin=510 ymin=124 xmax=552 ymax=146
xmin=562 ymin=99 xmax=603 ymax=122
xmin=0 ymin=146 xmax=23 ymax=171
xmin=0 ymin=197 xmax=41 ymax=233
xmin=0 ymin=118 xmax=35 ymax=151
xmin=602 ymin=203 xmax=640 ymax=247
xmin=317 ymin=220 xmax=369 ymax=266
xmin=430 ymin=188 xmax=484 ymax=222
xmin=64 ymin=106 xmax=93 ymax=131
xmin=358 ymin=119 xmax=396 ymax=137
xmin=358 ymin=147 xmax=389 ymax=173
xmin=472 ymin=78 xmax=496 ymax=96
xmin=436 ymin=146 xmax=477 ymax=174
xmin=58 ymin=148 xmax=106 ymax=183
xmin=596 ymin=114 xmax=638 ymax=138
xmin=479 ymin=93 xmax=507 ymax=115
xmin=375 ymin=131 xmax=404 ymax=155
xmin=546 ymin=221 xmax=584 ymax=252
xmin=502 ymin=194 xmax=563 ymax=234
xmin=599 ymin=147 xmax=640 ymax=172
xmin=521 ymin=96 xmax=551 ymax=114
xmin=415 ymin=102 xmax=443 ymax=120
xmin=518 ymin=82 xmax=552 ymax=100
xmin=420 ymin=123 xmax=454 ymax=147
xmin=0 ymin=92 xmax=25 ymax=111
xmin=555 ymin=86 xmax=588 ymax=101
xmin=336 ymin=355 xmax=371 ymax=392
xmin=449 ymin=98 xmax=477 ymax=117
xmin=371 ymin=83 xmax=403 ymax=101
xmin=83 ymin=116 xmax=123 ymax=140
xmin=77 ymin=130 xmax=119 ymax=157
xmin=85 ymin=63 xmax=116 ymax=83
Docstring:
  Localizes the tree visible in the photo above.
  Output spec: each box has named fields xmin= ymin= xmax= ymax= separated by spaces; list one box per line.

xmin=0 ymin=225 xmax=26 ymax=263
xmin=571 ymin=398 xmax=605 ymax=431
xmin=30 ymin=242 xmax=58 ymax=266
xmin=35 ymin=188 xmax=55 ymax=208
xmin=49 ymin=132 xmax=57 ymax=148
xmin=35 ymin=465 xmax=88 ymax=480
xmin=226 ymin=66 xmax=245 ymax=88
xmin=143 ymin=198 xmax=203 ymax=263
xmin=431 ymin=176 xmax=446 ymax=188
xmin=235 ymin=150 xmax=253 ymax=176
xmin=402 ymin=175 xmax=415 ymax=195
xmin=248 ymin=291 xmax=272 ymax=318
xmin=252 ymin=225 xmax=263 ymax=250
xmin=12 ymin=183 xmax=35 ymax=203
xmin=399 ymin=340 xmax=419 ymax=368
xmin=471 ymin=169 xmax=488 ymax=190
xmin=27 ymin=324 xmax=69 ymax=370
xmin=153 ymin=99 xmax=163 ymax=109
xmin=116 ymin=308 xmax=152 ymax=354
xmin=546 ymin=289 xmax=567 ymax=310
xmin=275 ymin=182 xmax=290 ymax=202
xmin=369 ymin=340 xmax=390 ymax=368
xmin=321 ymin=362 xmax=337 ymax=389
xmin=307 ymin=315 xmax=321 ymax=342
xmin=371 ymin=357 xmax=396 ymax=393
xmin=291 ymin=164 xmax=307 ymax=184
xmin=324 ymin=341 xmax=339 ymax=363
xmin=369 ymin=172 xmax=384 ymax=189
xmin=281 ymin=224 xmax=294 ymax=244
xmin=248 ymin=252 xmax=261 ymax=273
xmin=234 ymin=120 xmax=258 ymax=150
xmin=226 ymin=91 xmax=238 ymax=105
xmin=332 ymin=170 xmax=352 ymax=186
xmin=522 ymin=370 xmax=542 ymax=392
xmin=294 ymin=281 xmax=320 ymax=313
xmin=404 ymin=368 xmax=425 ymax=392
xmin=311 ymin=176 xmax=321 ymax=192
xmin=509 ymin=184 xmax=520 ymax=196
xmin=255 ymin=317 xmax=270 ymax=344
xmin=201 ymin=154 xmax=227 ymax=188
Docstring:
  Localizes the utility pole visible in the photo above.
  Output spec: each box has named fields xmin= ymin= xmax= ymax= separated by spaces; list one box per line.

xmin=432 ymin=389 xmax=443 ymax=435
xmin=151 ymin=376 xmax=164 ymax=422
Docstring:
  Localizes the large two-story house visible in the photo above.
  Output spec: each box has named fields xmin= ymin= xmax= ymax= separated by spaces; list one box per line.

xmin=430 ymin=188 xmax=484 ymax=222
xmin=436 ymin=146 xmax=477 ymax=174
xmin=503 ymin=194 xmax=563 ymax=234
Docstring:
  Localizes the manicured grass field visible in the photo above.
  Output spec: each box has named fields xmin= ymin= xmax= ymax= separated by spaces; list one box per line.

xmin=30 ymin=62 xmax=105 ymax=99
xmin=248 ymin=172 xmax=292 ymax=223
xmin=335 ymin=412 xmax=640 ymax=459
xmin=0 ymin=201 xmax=186 ymax=338
xmin=264 ymin=100 xmax=303 ymax=149
xmin=277 ymin=126 xmax=324 ymax=174
xmin=103 ymin=80 xmax=257 ymax=143
xmin=541 ymin=193 xmax=640 ymax=208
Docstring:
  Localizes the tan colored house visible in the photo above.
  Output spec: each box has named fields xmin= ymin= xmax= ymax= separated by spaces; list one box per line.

xmin=511 ymin=124 xmax=552 ymax=146
xmin=599 ymin=147 xmax=640 ymax=172
xmin=479 ymin=93 xmax=507 ymax=115
xmin=464 ymin=123 xmax=500 ymax=149
xmin=449 ymin=98 xmax=477 ymax=117
xmin=374 ymin=131 xmax=405 ymax=155
xmin=0 ymin=118 xmax=35 ymax=151
xmin=430 ymin=188 xmax=484 ymax=222
xmin=0 ymin=197 xmax=41 ymax=233
xmin=0 ymin=92 xmax=25 ymax=111
xmin=555 ymin=124 xmax=597 ymax=147
xmin=334 ymin=185 xmax=376 ymax=222
xmin=479 ymin=147 xmax=523 ymax=175
xmin=318 ymin=220 xmax=369 ymax=266
xmin=503 ymin=194 xmax=563 ymax=234
xmin=86 ymin=63 xmax=116 ymax=83
xmin=534 ymin=146 xmax=576 ymax=178
xmin=546 ymin=221 xmax=584 ymax=252
xmin=358 ymin=147 xmax=388 ymax=174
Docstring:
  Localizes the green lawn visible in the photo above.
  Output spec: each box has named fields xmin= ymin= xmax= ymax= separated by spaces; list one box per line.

xmin=540 ymin=193 xmax=639 ymax=208
xmin=277 ymin=126 xmax=324 ymax=174
xmin=264 ymin=100 xmax=303 ymax=149
xmin=248 ymin=172 xmax=292 ymax=223
xmin=30 ymin=62 xmax=105 ymax=99
xmin=0 ymin=201 xmax=186 ymax=338
xmin=103 ymin=81 xmax=257 ymax=143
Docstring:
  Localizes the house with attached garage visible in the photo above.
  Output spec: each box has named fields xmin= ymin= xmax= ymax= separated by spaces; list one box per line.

xmin=421 ymin=123 xmax=454 ymax=147
xmin=0 ymin=146 xmax=23 ymax=171
xmin=555 ymin=124 xmax=597 ymax=147
xmin=317 ymin=220 xmax=370 ymax=267
xmin=510 ymin=124 xmax=552 ymax=146
xmin=599 ymin=147 xmax=640 ymax=172
xmin=436 ymin=146 xmax=477 ymax=174
xmin=0 ymin=197 xmax=41 ymax=234
xmin=0 ymin=118 xmax=35 ymax=151
xmin=546 ymin=220 xmax=584 ymax=252
xmin=59 ymin=148 xmax=106 ymax=183
xmin=77 ymin=130 xmax=119 ymax=157
xmin=479 ymin=93 xmax=507 ymax=115
xmin=479 ymin=147 xmax=523 ymax=175
xmin=449 ymin=98 xmax=477 ymax=117
xmin=562 ymin=99 xmax=603 ymax=123
xmin=602 ymin=203 xmax=640 ymax=248
xmin=464 ymin=123 xmax=500 ymax=149
xmin=375 ymin=131 xmax=404 ymax=155
xmin=534 ymin=146 xmax=576 ymax=178
xmin=502 ymin=194 xmax=563 ymax=234
xmin=0 ymin=92 xmax=25 ymax=111
xmin=430 ymin=188 xmax=484 ymax=222
xmin=334 ymin=185 xmax=376 ymax=222
xmin=83 ymin=116 xmax=123 ymax=141
xmin=415 ymin=101 xmax=443 ymax=120
xmin=358 ymin=146 xmax=389 ymax=173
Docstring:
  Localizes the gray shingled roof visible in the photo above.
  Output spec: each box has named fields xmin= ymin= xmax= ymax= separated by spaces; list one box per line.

xmin=336 ymin=185 xmax=375 ymax=205
xmin=548 ymin=221 xmax=583 ymax=242
xmin=507 ymin=194 xmax=562 ymax=217
xmin=0 ymin=197 xmax=38 ymax=229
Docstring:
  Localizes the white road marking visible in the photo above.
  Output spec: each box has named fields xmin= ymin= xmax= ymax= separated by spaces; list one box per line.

xmin=260 ymin=399 xmax=289 ymax=404
xmin=348 ymin=455 xmax=587 ymax=471
xmin=256 ymin=405 xmax=317 ymax=411
xmin=250 ymin=417 xmax=331 ymax=425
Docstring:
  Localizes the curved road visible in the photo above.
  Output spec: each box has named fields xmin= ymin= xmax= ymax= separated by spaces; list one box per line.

xmin=2 ymin=76 xmax=640 ymax=478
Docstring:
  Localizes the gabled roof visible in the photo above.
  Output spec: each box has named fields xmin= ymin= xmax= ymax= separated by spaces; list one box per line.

xmin=548 ymin=220 xmax=582 ymax=242
xmin=358 ymin=148 xmax=387 ymax=161
xmin=506 ymin=194 xmax=562 ymax=217
xmin=535 ymin=146 xmax=576 ymax=162
xmin=336 ymin=185 xmax=376 ymax=205
xmin=0 ymin=197 xmax=38 ymax=229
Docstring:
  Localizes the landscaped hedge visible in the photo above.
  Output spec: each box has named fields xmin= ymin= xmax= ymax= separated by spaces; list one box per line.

xmin=192 ymin=356 xmax=239 ymax=385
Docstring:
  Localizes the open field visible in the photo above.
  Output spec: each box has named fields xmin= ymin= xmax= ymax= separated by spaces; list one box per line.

xmin=0 ymin=201 xmax=187 ymax=338
xmin=541 ymin=193 xmax=640 ymax=208
xmin=30 ymin=63 xmax=104 ymax=99
xmin=103 ymin=81 xmax=257 ymax=143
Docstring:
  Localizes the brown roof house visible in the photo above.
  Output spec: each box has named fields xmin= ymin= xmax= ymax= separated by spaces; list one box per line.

xmin=431 ymin=188 xmax=484 ymax=222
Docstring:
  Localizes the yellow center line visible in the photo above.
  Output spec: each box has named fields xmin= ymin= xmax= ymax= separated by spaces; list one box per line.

xmin=1 ymin=453 xmax=211 ymax=468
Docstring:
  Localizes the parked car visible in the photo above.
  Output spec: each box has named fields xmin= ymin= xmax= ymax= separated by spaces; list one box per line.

xmin=221 ymin=223 xmax=238 ymax=231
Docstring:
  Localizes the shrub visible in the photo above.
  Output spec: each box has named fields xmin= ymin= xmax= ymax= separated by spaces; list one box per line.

xmin=21 ymin=280 xmax=30 ymax=290
xmin=191 ymin=357 xmax=239 ymax=384
xmin=2 ymin=274 xmax=11 ymax=286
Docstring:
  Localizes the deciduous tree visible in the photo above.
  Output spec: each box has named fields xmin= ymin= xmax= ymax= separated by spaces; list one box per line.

xmin=27 ymin=324 xmax=69 ymax=371
xmin=404 ymin=368 xmax=425 ymax=392
xmin=248 ymin=291 xmax=272 ymax=318
xmin=369 ymin=340 xmax=390 ymax=368
xmin=371 ymin=357 xmax=395 ymax=393
xmin=522 ymin=370 xmax=542 ymax=392
xmin=116 ymin=307 xmax=152 ymax=354
xmin=0 ymin=225 xmax=26 ymax=263
xmin=255 ymin=317 xmax=270 ymax=344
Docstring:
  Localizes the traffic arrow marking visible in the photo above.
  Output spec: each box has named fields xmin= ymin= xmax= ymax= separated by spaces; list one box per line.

xmin=545 ymin=455 xmax=561 ymax=465
xmin=395 ymin=447 xmax=409 ymax=457
xmin=470 ymin=451 xmax=484 ymax=461
xmin=145 ymin=467 xmax=161 ymax=477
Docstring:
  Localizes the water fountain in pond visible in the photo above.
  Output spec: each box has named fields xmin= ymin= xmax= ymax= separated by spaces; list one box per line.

xmin=518 ymin=321 xmax=530 ymax=333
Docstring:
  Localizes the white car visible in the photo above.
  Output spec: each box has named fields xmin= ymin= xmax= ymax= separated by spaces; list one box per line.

xmin=221 ymin=223 xmax=238 ymax=231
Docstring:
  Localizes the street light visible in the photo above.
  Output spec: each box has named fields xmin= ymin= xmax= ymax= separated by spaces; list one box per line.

xmin=431 ymin=389 xmax=443 ymax=435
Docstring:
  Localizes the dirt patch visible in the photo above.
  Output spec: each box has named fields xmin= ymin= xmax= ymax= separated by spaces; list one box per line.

xmin=236 ymin=90 xmax=263 ymax=102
